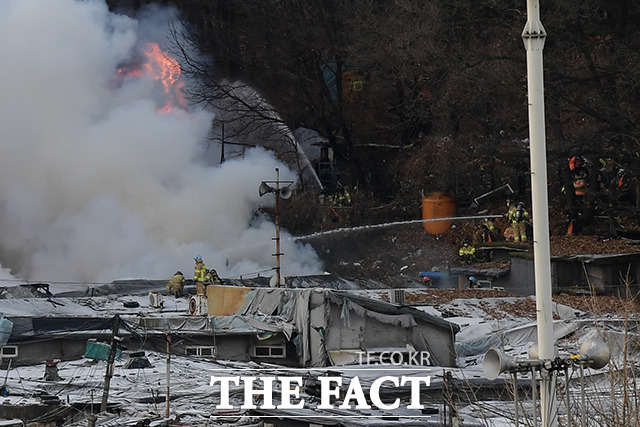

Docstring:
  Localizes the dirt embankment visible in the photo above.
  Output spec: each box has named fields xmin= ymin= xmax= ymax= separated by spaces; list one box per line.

xmin=307 ymin=220 xmax=640 ymax=284
xmin=401 ymin=288 xmax=640 ymax=318
xmin=309 ymin=225 xmax=640 ymax=318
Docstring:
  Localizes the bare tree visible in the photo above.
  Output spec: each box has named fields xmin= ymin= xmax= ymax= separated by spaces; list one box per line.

xmin=170 ymin=0 xmax=640 ymax=209
xmin=169 ymin=21 xmax=322 ymax=189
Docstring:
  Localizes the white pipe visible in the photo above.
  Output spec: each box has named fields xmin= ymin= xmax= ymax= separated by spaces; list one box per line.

xmin=522 ymin=1 xmax=557 ymax=426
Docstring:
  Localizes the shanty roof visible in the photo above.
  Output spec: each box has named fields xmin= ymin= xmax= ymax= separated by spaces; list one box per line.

xmin=331 ymin=290 xmax=460 ymax=333
xmin=0 ymin=277 xmax=458 ymax=341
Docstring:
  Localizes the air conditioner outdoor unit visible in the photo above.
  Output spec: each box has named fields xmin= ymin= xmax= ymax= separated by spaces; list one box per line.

xmin=149 ymin=291 xmax=163 ymax=308
xmin=188 ymin=295 xmax=208 ymax=316
xmin=389 ymin=289 xmax=406 ymax=305
xmin=0 ymin=346 xmax=18 ymax=359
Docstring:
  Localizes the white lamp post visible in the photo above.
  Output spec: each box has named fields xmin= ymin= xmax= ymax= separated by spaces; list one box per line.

xmin=522 ymin=1 xmax=557 ymax=426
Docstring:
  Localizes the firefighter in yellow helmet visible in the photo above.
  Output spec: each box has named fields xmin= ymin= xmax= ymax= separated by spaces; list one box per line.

xmin=193 ymin=255 xmax=207 ymax=296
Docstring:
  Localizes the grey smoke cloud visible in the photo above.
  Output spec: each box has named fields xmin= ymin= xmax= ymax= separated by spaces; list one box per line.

xmin=0 ymin=0 xmax=323 ymax=282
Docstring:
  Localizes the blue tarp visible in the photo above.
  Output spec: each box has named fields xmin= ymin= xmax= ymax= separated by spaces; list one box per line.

xmin=0 ymin=316 xmax=13 ymax=346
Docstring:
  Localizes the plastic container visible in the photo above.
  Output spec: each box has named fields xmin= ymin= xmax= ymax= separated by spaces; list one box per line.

xmin=422 ymin=193 xmax=456 ymax=234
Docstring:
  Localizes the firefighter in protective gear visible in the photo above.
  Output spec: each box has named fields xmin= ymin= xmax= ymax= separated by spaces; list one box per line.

xmin=194 ymin=255 xmax=207 ymax=296
xmin=481 ymin=218 xmax=496 ymax=242
xmin=336 ymin=187 xmax=352 ymax=206
xmin=468 ymin=276 xmax=479 ymax=288
xmin=509 ymin=202 xmax=530 ymax=242
xmin=503 ymin=200 xmax=517 ymax=241
xmin=459 ymin=240 xmax=476 ymax=265
xmin=166 ymin=271 xmax=185 ymax=297
xmin=506 ymin=200 xmax=517 ymax=221
xmin=567 ymin=155 xmax=589 ymax=198
xmin=332 ymin=184 xmax=352 ymax=207
xmin=573 ymin=172 xmax=587 ymax=197
xmin=205 ymin=268 xmax=222 ymax=285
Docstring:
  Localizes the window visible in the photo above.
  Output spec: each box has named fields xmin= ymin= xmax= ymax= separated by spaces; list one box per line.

xmin=253 ymin=345 xmax=286 ymax=358
xmin=185 ymin=346 xmax=216 ymax=358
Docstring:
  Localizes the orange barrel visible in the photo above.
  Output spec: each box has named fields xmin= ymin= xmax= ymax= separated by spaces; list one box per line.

xmin=422 ymin=193 xmax=456 ymax=234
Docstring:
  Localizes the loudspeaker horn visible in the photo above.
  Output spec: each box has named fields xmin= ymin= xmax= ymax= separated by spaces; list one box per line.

xmin=483 ymin=348 xmax=518 ymax=380
xmin=269 ymin=274 xmax=281 ymax=288
xmin=279 ymin=186 xmax=292 ymax=199
xmin=259 ymin=182 xmax=274 ymax=197
xmin=579 ymin=338 xmax=610 ymax=369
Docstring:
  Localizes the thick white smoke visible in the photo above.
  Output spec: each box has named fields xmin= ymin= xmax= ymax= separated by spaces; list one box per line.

xmin=0 ymin=0 xmax=323 ymax=282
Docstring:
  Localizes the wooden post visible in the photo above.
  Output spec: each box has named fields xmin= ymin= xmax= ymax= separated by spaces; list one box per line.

xmin=100 ymin=314 xmax=120 ymax=413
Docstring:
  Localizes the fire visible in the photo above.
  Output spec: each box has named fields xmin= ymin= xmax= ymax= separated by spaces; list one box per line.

xmin=144 ymin=43 xmax=179 ymax=94
xmin=117 ymin=42 xmax=187 ymax=113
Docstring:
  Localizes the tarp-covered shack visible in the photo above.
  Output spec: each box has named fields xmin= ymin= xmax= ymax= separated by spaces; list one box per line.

xmin=209 ymin=286 xmax=459 ymax=367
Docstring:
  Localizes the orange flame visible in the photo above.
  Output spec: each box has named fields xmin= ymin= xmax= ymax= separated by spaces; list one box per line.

xmin=144 ymin=43 xmax=179 ymax=94
xmin=117 ymin=42 xmax=187 ymax=113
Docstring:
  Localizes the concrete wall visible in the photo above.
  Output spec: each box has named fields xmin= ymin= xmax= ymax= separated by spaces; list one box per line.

xmin=495 ymin=254 xmax=640 ymax=296
xmin=493 ymin=256 xmax=535 ymax=296
xmin=7 ymin=338 xmax=89 ymax=366
xmin=133 ymin=334 xmax=251 ymax=362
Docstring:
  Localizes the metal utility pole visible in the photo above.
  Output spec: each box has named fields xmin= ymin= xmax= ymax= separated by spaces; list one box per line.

xmin=166 ymin=331 xmax=171 ymax=418
xmin=522 ymin=1 xmax=557 ymax=426
xmin=259 ymin=168 xmax=293 ymax=288
xmin=219 ymin=122 xmax=225 ymax=164
xmin=274 ymin=168 xmax=282 ymax=287
xmin=101 ymin=314 xmax=120 ymax=413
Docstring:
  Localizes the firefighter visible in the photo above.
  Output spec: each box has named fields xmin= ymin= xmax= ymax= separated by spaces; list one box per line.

xmin=193 ymin=255 xmax=207 ymax=296
xmin=335 ymin=186 xmax=352 ymax=206
xmin=565 ymin=210 xmax=581 ymax=236
xmin=166 ymin=271 xmax=185 ymax=297
xmin=481 ymin=218 xmax=496 ymax=242
xmin=205 ymin=268 xmax=223 ymax=285
xmin=503 ymin=225 xmax=516 ymax=241
xmin=503 ymin=200 xmax=517 ymax=241
xmin=505 ymin=199 xmax=517 ymax=221
xmin=422 ymin=275 xmax=432 ymax=286
xmin=573 ymin=171 xmax=587 ymax=198
xmin=568 ymin=155 xmax=589 ymax=199
xmin=568 ymin=155 xmax=587 ymax=175
xmin=458 ymin=240 xmax=476 ymax=265
xmin=598 ymin=157 xmax=616 ymax=190
xmin=510 ymin=202 xmax=530 ymax=242
xmin=468 ymin=276 xmax=479 ymax=289
xmin=331 ymin=185 xmax=352 ymax=224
